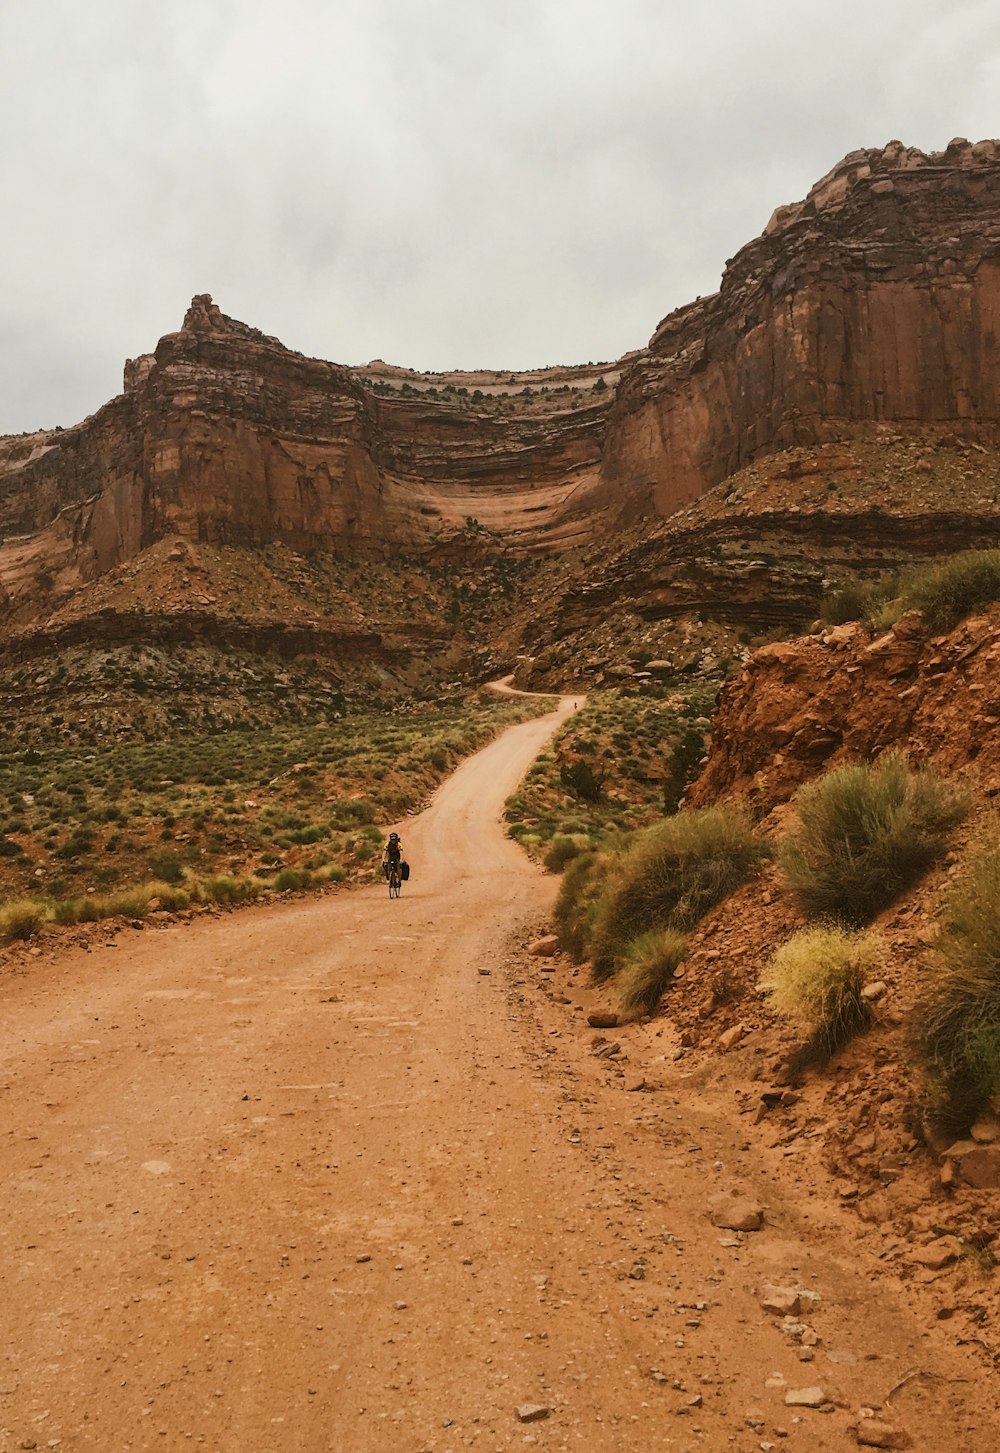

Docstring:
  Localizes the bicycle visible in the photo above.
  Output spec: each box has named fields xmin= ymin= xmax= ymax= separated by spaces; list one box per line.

xmin=386 ymin=859 xmax=402 ymax=899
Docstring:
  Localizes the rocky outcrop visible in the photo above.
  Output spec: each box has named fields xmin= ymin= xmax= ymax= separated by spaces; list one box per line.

xmin=687 ymin=607 xmax=1000 ymax=812
xmin=605 ymin=138 xmax=1000 ymax=517
xmin=3 ymin=140 xmax=1000 ymax=633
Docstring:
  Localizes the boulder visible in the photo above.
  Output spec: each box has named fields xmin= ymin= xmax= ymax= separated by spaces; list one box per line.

xmin=943 ymin=1139 xmax=1000 ymax=1189
xmin=527 ymin=935 xmax=559 ymax=957
xmin=709 ymin=1193 xmax=764 ymax=1232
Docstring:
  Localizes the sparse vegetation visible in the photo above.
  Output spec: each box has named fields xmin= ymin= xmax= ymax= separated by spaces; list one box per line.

xmin=913 ymin=824 xmax=1000 ymax=1130
xmin=761 ymin=925 xmax=878 ymax=1063
xmin=506 ymin=687 xmax=713 ymax=860
xmin=779 ymin=752 xmax=968 ymax=926
xmin=0 ymin=692 xmax=551 ymax=918
xmin=821 ymin=549 xmax=1000 ymax=632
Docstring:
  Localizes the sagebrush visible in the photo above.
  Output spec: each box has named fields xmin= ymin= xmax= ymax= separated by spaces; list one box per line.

xmin=761 ymin=924 xmax=878 ymax=1063
xmin=913 ymin=825 xmax=1000 ymax=1129
xmin=780 ymin=752 xmax=967 ymax=926
xmin=565 ymin=806 xmax=764 ymax=979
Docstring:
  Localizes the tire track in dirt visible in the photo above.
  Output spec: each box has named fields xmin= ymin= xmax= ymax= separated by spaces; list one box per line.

xmin=0 ymin=694 xmax=992 ymax=1451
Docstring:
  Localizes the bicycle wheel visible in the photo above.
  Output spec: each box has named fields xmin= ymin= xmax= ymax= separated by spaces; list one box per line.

xmin=389 ymin=867 xmax=400 ymax=899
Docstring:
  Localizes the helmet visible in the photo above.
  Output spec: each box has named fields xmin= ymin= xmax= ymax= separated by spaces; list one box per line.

xmin=389 ymin=832 xmax=399 ymax=840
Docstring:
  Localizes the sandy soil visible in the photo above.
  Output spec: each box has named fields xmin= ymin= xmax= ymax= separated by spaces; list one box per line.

xmin=0 ymin=697 xmax=994 ymax=1452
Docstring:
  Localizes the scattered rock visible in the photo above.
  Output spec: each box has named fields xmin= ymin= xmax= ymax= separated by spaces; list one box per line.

xmin=588 ymin=1011 xmax=619 ymax=1029
xmin=709 ymin=1193 xmax=764 ymax=1232
xmin=909 ymin=1234 xmax=962 ymax=1269
xmin=718 ymin=1024 xmax=746 ymax=1052
xmin=516 ymin=1404 xmax=550 ymax=1423
xmin=624 ymin=1075 xmax=646 ymax=1092
xmin=860 ymin=981 xmax=887 ymax=1002
xmin=943 ymin=1139 xmax=1000 ymax=1188
xmin=970 ymin=1115 xmax=1000 ymax=1144
xmin=527 ymin=935 xmax=559 ymax=957
xmin=784 ymin=1386 xmax=825 ymax=1408
xmin=855 ymin=1415 xmax=911 ymax=1448
xmin=761 ymin=1285 xmax=801 ymax=1316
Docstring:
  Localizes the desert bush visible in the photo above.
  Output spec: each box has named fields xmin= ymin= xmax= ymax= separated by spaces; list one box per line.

xmin=0 ymin=898 xmax=46 ymax=941
xmin=901 ymin=549 xmax=1000 ymax=631
xmin=589 ymin=807 xmax=765 ymax=978
xmin=274 ymin=867 xmax=314 ymax=892
xmin=913 ymin=827 xmax=1000 ymax=1129
xmin=197 ymin=875 xmax=260 ymax=906
xmin=761 ymin=925 xmax=878 ymax=1062
xmin=780 ymin=753 xmax=968 ymax=926
xmin=554 ymin=850 xmax=618 ymax=961
xmin=662 ymin=727 xmax=706 ymax=814
xmin=617 ymin=928 xmax=688 ymax=1016
xmin=543 ymin=833 xmax=593 ymax=873
xmin=147 ymin=847 xmax=185 ymax=884
xmin=820 ymin=574 xmax=900 ymax=627
xmin=560 ymin=759 xmax=604 ymax=803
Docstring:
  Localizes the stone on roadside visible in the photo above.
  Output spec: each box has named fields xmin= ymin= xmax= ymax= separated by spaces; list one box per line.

xmin=855 ymin=1415 xmax=911 ymax=1448
xmin=909 ymin=1234 xmax=962 ymax=1269
xmin=588 ymin=1011 xmax=619 ymax=1029
xmin=528 ymin=935 xmax=559 ymax=957
xmin=516 ymin=1404 xmax=550 ymax=1423
xmin=784 ymin=1386 xmax=825 ymax=1408
xmin=709 ymin=1192 xmax=764 ymax=1232
xmin=718 ymin=1024 xmax=746 ymax=1052
xmin=761 ymin=1285 xmax=801 ymax=1316
xmin=970 ymin=1115 xmax=1000 ymax=1144
xmin=624 ymin=1074 xmax=646 ymax=1092
xmin=943 ymin=1139 xmax=1000 ymax=1188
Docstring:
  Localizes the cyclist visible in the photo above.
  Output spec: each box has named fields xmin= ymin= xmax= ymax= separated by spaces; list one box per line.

xmin=382 ymin=831 xmax=403 ymax=881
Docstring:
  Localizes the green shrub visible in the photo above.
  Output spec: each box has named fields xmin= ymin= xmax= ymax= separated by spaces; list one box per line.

xmin=543 ymin=833 xmax=593 ymax=873
xmin=274 ymin=868 xmax=314 ymax=892
xmin=589 ymin=807 xmax=764 ymax=978
xmin=560 ymin=759 xmax=604 ymax=803
xmin=662 ymin=728 xmax=706 ymax=814
xmin=761 ymin=925 xmax=878 ymax=1062
xmin=913 ymin=827 xmax=1000 ymax=1129
xmin=780 ymin=753 xmax=968 ymax=926
xmin=147 ymin=847 xmax=185 ymax=884
xmin=902 ymin=549 xmax=1000 ymax=631
xmin=820 ymin=574 xmax=900 ymax=627
xmin=198 ymin=875 xmax=260 ymax=906
xmin=617 ymin=928 xmax=688 ymax=1016
xmin=554 ymin=850 xmax=618 ymax=961
xmin=0 ymin=898 xmax=46 ymax=941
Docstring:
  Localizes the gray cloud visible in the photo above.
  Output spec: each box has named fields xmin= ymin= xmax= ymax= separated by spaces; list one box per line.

xmin=2 ymin=0 xmax=999 ymax=431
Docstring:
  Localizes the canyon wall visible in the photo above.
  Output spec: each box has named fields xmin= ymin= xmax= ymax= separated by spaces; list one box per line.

xmin=605 ymin=137 xmax=1000 ymax=518
xmin=2 ymin=139 xmax=1000 ymax=623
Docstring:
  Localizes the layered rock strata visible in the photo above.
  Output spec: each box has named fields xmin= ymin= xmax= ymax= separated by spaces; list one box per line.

xmin=606 ymin=137 xmax=1000 ymax=517
xmin=2 ymin=139 xmax=1000 ymax=635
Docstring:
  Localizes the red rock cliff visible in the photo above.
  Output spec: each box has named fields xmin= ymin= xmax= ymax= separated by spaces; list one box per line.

xmin=604 ymin=138 xmax=1000 ymax=517
xmin=2 ymin=139 xmax=1000 ymax=622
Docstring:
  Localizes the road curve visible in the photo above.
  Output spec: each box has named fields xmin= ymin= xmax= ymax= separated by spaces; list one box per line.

xmin=1 ymin=693 xmax=993 ymax=1452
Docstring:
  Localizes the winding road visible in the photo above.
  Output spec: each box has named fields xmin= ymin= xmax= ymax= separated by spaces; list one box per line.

xmin=0 ymin=695 xmax=993 ymax=1451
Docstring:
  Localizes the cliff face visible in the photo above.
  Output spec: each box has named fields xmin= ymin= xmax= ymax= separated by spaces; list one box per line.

xmin=686 ymin=607 xmax=1000 ymax=814
xmin=605 ymin=137 xmax=1000 ymax=517
xmin=0 ymin=295 xmax=613 ymax=619
xmin=2 ymin=139 xmax=1000 ymax=627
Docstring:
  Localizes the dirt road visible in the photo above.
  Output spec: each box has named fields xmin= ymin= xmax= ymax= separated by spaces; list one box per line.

xmin=0 ymin=697 xmax=992 ymax=1451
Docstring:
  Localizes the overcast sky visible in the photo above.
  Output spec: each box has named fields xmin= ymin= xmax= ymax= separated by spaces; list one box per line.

xmin=2 ymin=0 xmax=999 ymax=434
